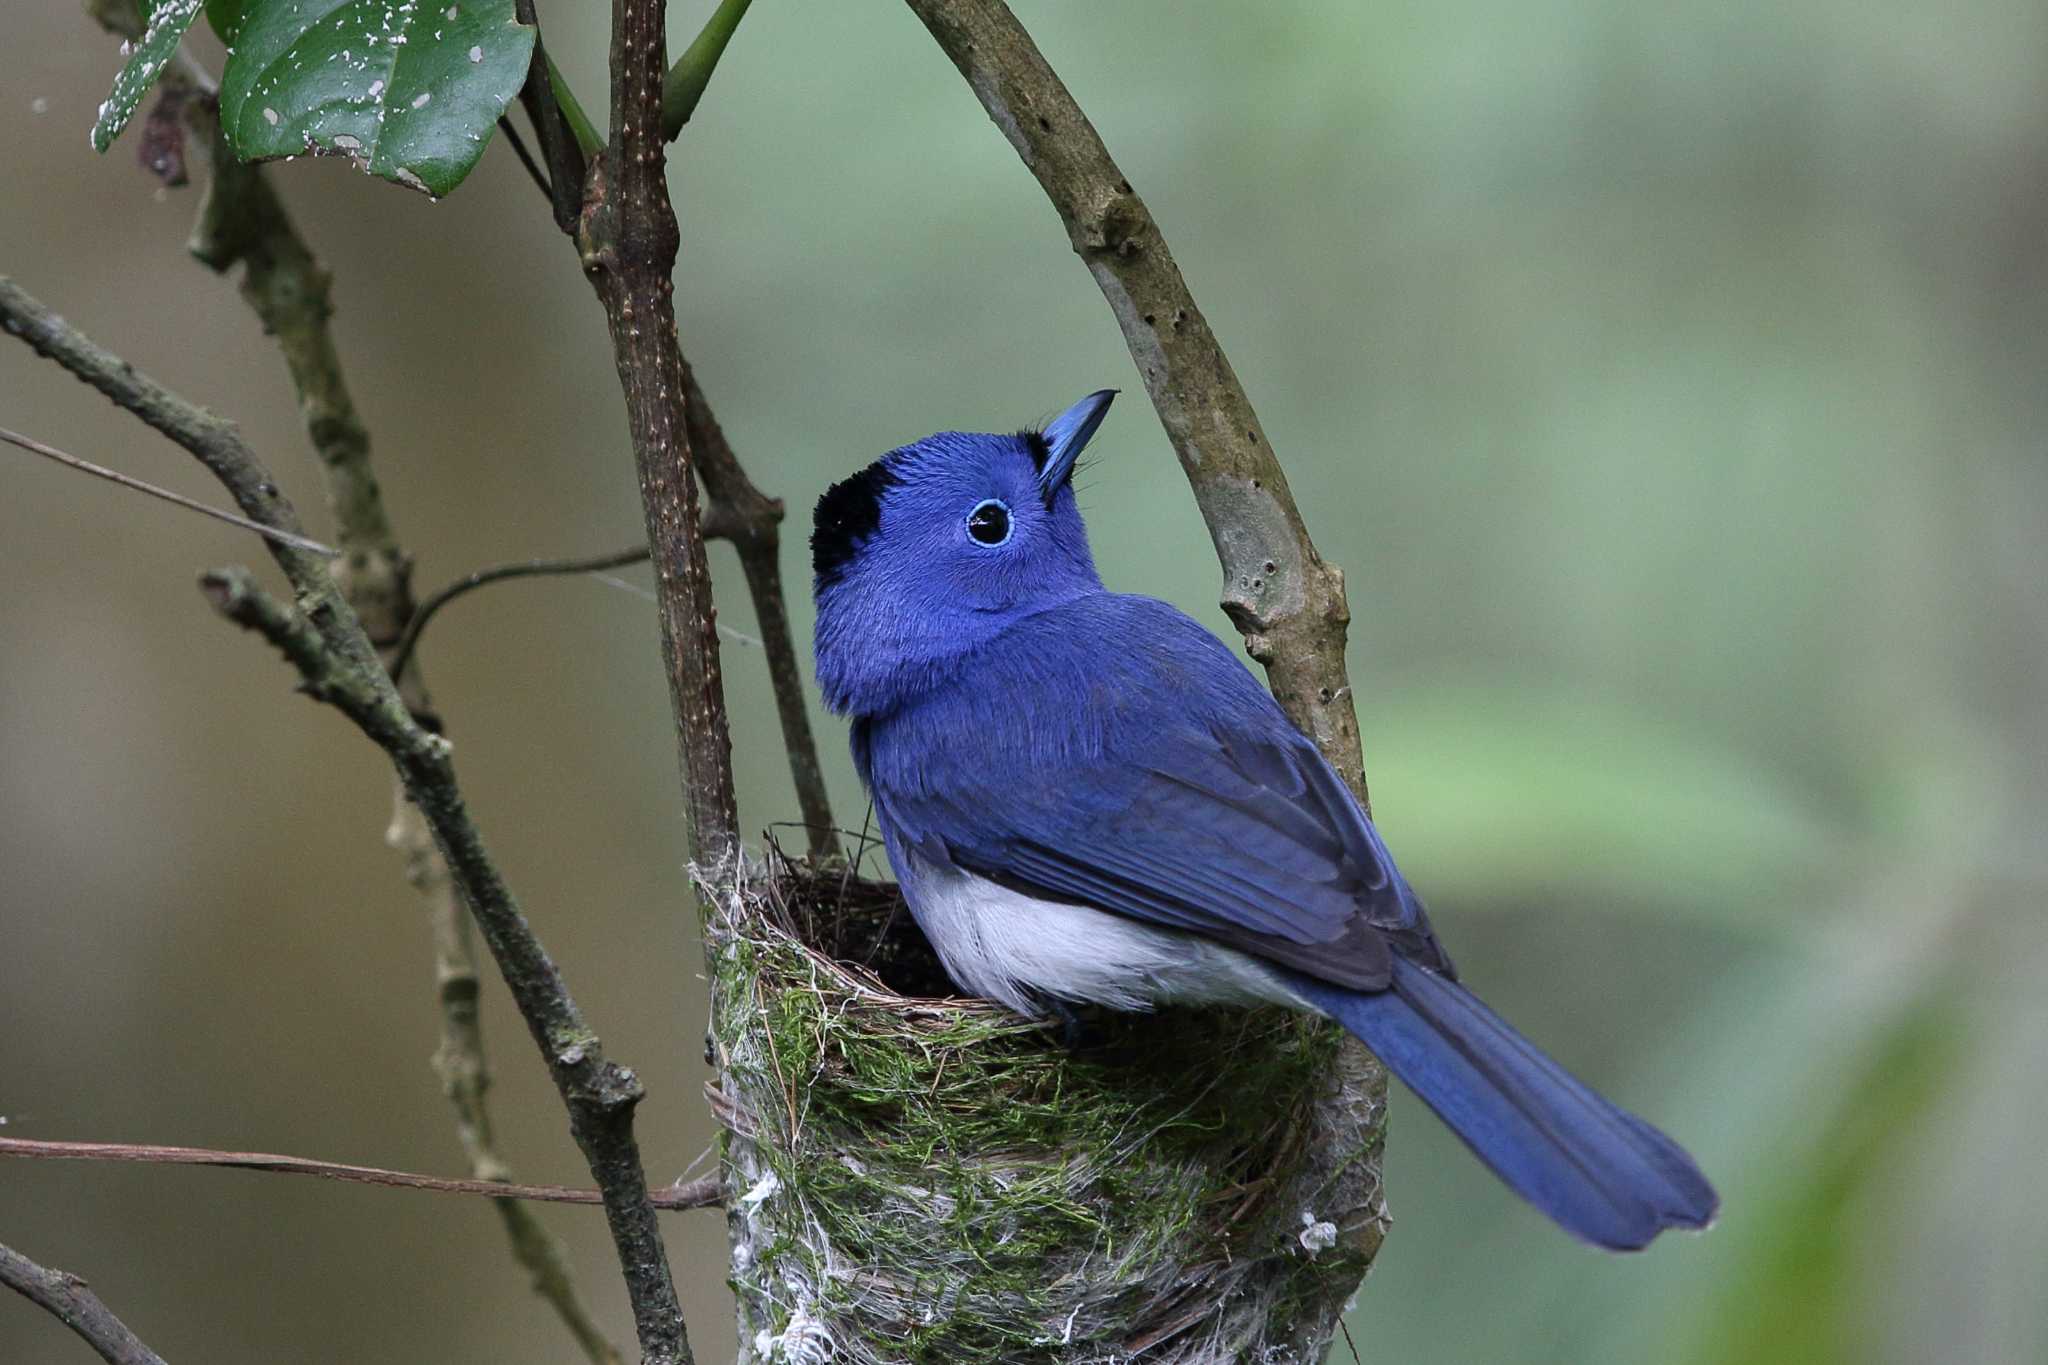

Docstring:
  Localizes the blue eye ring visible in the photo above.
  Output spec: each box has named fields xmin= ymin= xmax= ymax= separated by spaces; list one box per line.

xmin=966 ymin=498 xmax=1012 ymax=547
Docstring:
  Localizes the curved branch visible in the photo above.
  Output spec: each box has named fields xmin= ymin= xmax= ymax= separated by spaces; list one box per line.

xmin=0 ymin=1242 xmax=166 ymax=1365
xmin=390 ymin=544 xmax=651 ymax=681
xmin=904 ymin=0 xmax=1372 ymax=808
xmin=0 ymin=275 xmax=681 ymax=1365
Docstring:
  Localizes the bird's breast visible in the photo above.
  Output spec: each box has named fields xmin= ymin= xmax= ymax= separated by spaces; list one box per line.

xmin=891 ymin=847 xmax=1302 ymax=1017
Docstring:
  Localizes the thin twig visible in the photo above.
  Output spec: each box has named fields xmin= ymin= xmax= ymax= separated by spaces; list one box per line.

xmin=680 ymin=357 xmax=840 ymax=859
xmin=0 ymin=1240 xmax=167 ymax=1365
xmin=0 ymin=425 xmax=340 ymax=557
xmin=0 ymin=1137 xmax=719 ymax=1211
xmin=390 ymin=544 xmax=649 ymax=681
xmin=498 ymin=114 xmax=554 ymax=202
xmin=0 ymin=274 xmax=680 ymax=1365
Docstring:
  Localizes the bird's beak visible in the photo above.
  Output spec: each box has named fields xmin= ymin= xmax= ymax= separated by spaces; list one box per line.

xmin=1036 ymin=389 xmax=1117 ymax=502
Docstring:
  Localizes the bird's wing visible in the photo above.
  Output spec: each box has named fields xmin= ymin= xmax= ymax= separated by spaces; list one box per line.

xmin=862 ymin=600 xmax=1451 ymax=991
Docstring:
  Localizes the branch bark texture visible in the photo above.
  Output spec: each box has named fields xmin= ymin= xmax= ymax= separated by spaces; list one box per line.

xmin=507 ymin=30 xmax=835 ymax=859
xmin=0 ymin=276 xmax=685 ymax=1365
xmin=576 ymin=0 xmax=739 ymax=873
xmin=0 ymin=1241 xmax=167 ymax=1365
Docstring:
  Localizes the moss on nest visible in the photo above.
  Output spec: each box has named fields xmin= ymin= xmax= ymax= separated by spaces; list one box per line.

xmin=703 ymin=853 xmax=1383 ymax=1364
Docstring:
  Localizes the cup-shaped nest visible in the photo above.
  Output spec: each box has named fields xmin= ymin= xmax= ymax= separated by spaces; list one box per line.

xmin=701 ymin=852 xmax=1386 ymax=1365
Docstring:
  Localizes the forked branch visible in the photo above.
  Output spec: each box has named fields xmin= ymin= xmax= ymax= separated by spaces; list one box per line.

xmin=0 ymin=274 xmax=685 ymax=1365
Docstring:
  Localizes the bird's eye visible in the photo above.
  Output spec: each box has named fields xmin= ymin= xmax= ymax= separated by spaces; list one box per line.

xmin=966 ymin=498 xmax=1012 ymax=546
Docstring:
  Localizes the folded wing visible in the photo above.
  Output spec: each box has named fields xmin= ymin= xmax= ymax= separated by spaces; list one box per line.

xmin=860 ymin=596 xmax=1451 ymax=990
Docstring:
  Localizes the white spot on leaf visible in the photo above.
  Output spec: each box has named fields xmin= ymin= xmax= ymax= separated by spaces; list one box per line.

xmin=468 ymin=45 xmax=482 ymax=62
xmin=410 ymin=91 xmax=431 ymax=109
xmin=263 ymin=106 xmax=280 ymax=125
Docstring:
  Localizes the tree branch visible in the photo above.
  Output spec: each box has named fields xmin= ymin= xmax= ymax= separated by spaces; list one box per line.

xmin=904 ymin=0 xmax=1373 ymax=808
xmin=507 ymin=38 xmax=837 ymax=863
xmin=577 ymin=0 xmax=737 ymax=880
xmin=0 ymin=276 xmax=683 ymax=1365
xmin=0 ymin=1137 xmax=718 ymax=1212
xmin=900 ymin=2 xmax=1392 ymax=1350
xmin=389 ymin=544 xmax=651 ymax=682
xmin=560 ymin=4 xmax=758 ymax=1357
xmin=660 ymin=0 xmax=754 ymax=139
xmin=0 ymin=1241 xmax=167 ymax=1365
xmin=498 ymin=113 xmax=555 ymax=203
xmin=176 ymin=98 xmax=624 ymax=1365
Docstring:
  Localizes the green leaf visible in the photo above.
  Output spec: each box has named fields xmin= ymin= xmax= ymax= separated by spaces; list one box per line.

xmin=205 ymin=0 xmax=250 ymax=44
xmin=1680 ymin=996 xmax=1963 ymax=1365
xmin=92 ymin=0 xmax=205 ymax=153
xmin=1362 ymin=686 xmax=1839 ymax=932
xmin=216 ymin=0 xmax=536 ymax=198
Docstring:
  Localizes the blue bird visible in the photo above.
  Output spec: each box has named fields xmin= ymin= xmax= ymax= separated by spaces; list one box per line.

xmin=810 ymin=390 xmax=1718 ymax=1250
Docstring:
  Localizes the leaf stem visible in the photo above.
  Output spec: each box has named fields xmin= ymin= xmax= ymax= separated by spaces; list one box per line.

xmin=661 ymin=0 xmax=754 ymax=139
xmin=547 ymin=52 xmax=604 ymax=159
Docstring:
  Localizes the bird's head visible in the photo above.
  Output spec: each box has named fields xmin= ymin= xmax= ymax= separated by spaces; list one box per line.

xmin=810 ymin=390 xmax=1116 ymax=716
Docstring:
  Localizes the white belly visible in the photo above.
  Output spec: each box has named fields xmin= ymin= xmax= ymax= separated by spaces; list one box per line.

xmin=894 ymin=847 xmax=1304 ymax=1017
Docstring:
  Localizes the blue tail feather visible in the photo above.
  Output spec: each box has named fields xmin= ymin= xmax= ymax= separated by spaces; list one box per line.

xmin=1289 ymin=958 xmax=1718 ymax=1250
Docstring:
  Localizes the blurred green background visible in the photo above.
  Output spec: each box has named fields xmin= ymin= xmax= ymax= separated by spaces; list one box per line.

xmin=5 ymin=1 xmax=2045 ymax=1361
